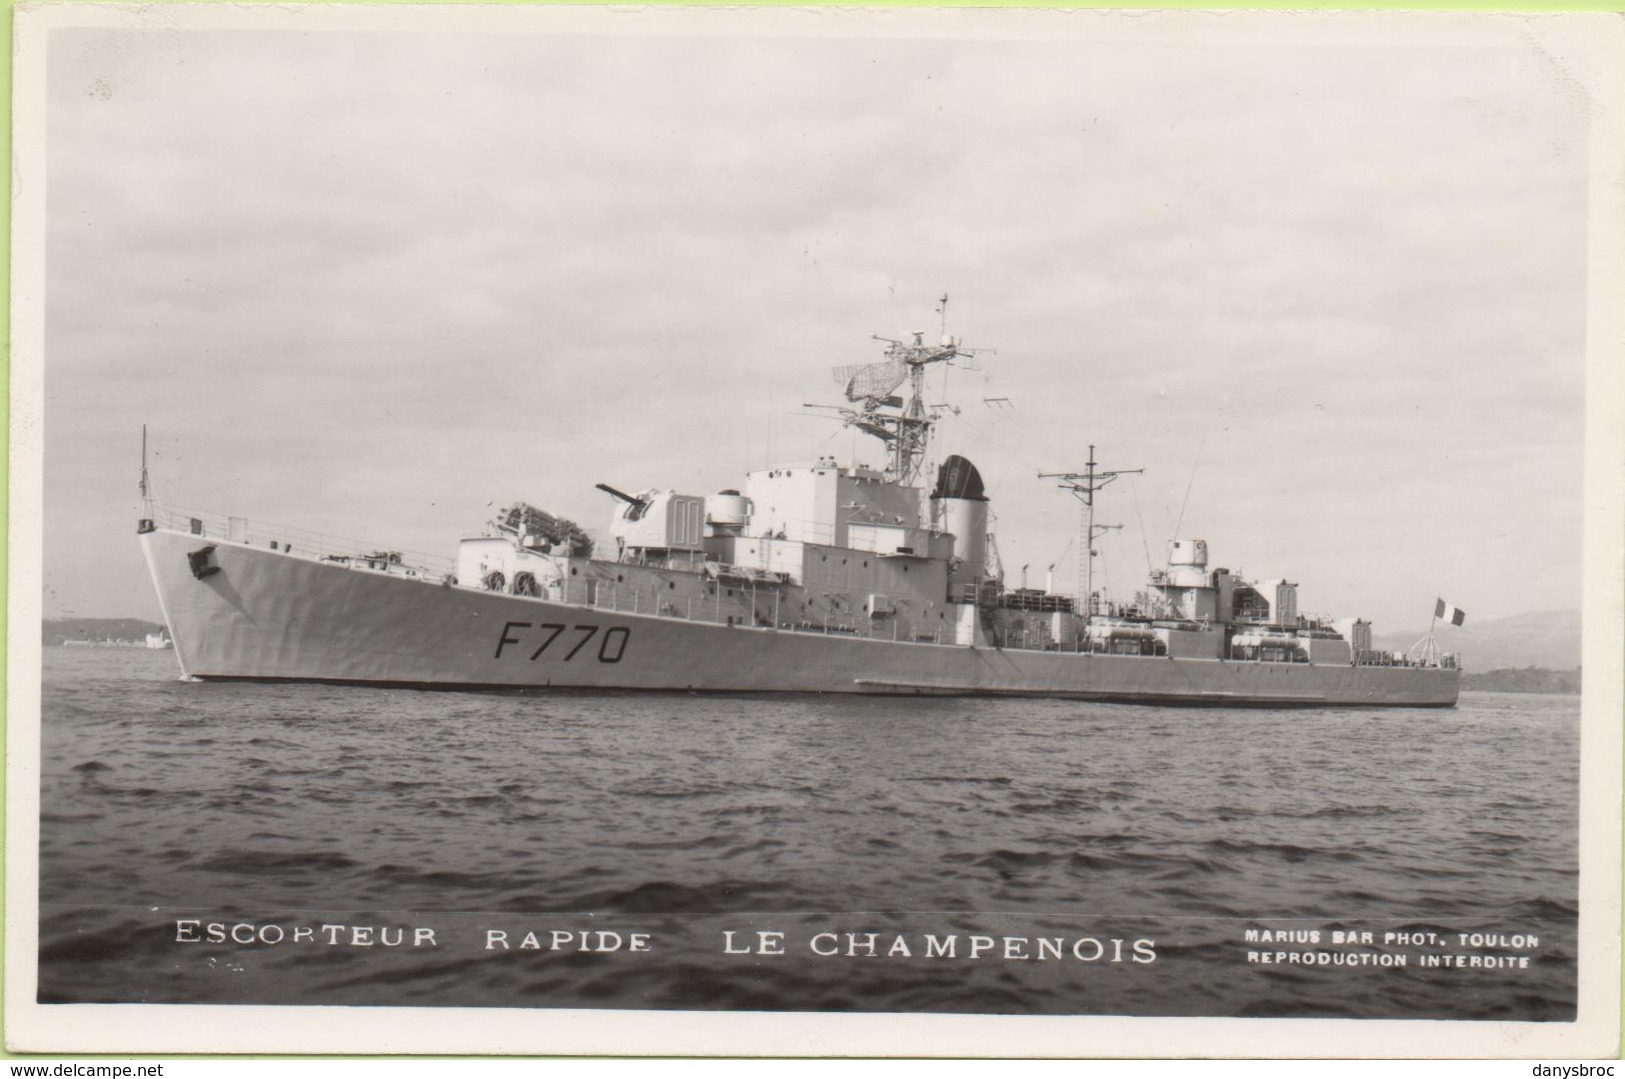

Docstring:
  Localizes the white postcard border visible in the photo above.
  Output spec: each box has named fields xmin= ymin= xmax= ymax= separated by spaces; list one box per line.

xmin=7 ymin=3 xmax=1621 ymax=1059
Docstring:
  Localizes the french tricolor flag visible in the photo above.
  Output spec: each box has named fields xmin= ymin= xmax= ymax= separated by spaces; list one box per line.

xmin=1435 ymin=598 xmax=1466 ymax=627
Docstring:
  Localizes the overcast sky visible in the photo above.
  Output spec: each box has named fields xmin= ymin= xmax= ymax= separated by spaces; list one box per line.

xmin=33 ymin=8 xmax=1600 ymax=633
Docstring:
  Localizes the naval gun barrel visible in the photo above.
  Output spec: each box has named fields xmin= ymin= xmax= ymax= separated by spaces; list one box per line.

xmin=594 ymin=482 xmax=648 ymax=511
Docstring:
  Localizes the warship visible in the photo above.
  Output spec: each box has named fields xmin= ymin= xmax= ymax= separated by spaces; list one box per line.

xmin=137 ymin=315 xmax=1460 ymax=706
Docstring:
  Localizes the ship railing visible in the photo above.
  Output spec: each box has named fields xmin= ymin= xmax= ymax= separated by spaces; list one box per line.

xmin=563 ymin=576 xmax=949 ymax=643
xmin=148 ymin=505 xmax=456 ymax=579
xmin=1353 ymin=648 xmax=1461 ymax=670
xmin=797 ymin=520 xmax=837 ymax=545
xmin=953 ymin=582 xmax=1003 ymax=607
xmin=992 ymin=636 xmax=1143 ymax=655
xmin=747 ymin=520 xmax=837 ymax=545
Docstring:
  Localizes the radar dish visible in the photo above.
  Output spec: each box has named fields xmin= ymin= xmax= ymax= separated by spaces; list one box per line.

xmin=832 ymin=359 xmax=908 ymax=403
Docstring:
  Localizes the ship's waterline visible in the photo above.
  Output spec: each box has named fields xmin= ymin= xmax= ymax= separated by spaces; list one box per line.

xmin=141 ymin=525 xmax=1457 ymax=705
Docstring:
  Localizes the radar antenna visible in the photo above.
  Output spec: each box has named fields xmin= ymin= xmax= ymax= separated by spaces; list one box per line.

xmin=822 ymin=295 xmax=982 ymax=484
xmin=831 ymin=359 xmax=908 ymax=404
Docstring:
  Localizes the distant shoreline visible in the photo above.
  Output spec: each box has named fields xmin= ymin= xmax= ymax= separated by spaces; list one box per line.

xmin=43 ymin=617 xmax=165 ymax=647
xmin=1460 ymin=668 xmax=1581 ymax=695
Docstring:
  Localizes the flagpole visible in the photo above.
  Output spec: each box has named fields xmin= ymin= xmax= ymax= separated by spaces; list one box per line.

xmin=1413 ymin=600 xmax=1441 ymax=668
xmin=137 ymin=423 xmax=157 ymax=535
xmin=139 ymin=423 xmax=150 ymax=516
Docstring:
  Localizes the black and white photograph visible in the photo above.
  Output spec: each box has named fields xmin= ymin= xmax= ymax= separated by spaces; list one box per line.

xmin=9 ymin=3 xmax=1622 ymax=1058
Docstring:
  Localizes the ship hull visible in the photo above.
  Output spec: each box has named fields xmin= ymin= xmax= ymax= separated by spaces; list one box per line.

xmin=140 ymin=528 xmax=1460 ymax=707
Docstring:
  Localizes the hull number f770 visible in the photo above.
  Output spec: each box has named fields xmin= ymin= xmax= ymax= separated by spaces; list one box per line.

xmin=494 ymin=621 xmax=630 ymax=664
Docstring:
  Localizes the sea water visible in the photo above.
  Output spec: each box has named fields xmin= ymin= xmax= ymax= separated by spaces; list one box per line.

xmin=37 ymin=648 xmax=1579 ymax=1018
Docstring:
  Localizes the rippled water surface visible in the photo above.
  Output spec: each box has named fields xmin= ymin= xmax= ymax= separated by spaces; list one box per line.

xmin=39 ymin=649 xmax=1579 ymax=1018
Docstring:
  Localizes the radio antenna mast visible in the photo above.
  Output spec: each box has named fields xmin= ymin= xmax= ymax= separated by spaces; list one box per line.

xmin=1040 ymin=445 xmax=1142 ymax=618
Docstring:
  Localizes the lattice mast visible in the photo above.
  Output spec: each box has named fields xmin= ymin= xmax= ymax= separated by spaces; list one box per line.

xmin=827 ymin=295 xmax=980 ymax=485
xmin=1040 ymin=445 xmax=1142 ymax=618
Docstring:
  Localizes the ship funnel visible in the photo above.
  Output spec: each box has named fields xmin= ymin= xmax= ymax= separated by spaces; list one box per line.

xmin=932 ymin=455 xmax=989 ymax=593
xmin=931 ymin=454 xmax=988 ymax=502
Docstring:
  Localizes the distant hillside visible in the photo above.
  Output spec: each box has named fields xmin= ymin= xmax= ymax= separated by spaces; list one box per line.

xmin=1462 ymin=667 xmax=1582 ymax=695
xmin=44 ymin=618 xmax=166 ymax=646
xmin=1374 ymin=609 xmax=1579 ymax=672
